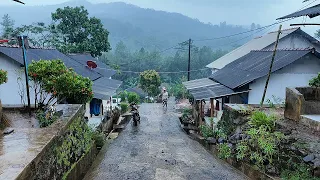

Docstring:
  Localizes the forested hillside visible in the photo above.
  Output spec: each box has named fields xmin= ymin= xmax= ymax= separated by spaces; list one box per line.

xmin=0 ymin=0 xmax=264 ymax=90
xmin=0 ymin=0 xmax=261 ymax=52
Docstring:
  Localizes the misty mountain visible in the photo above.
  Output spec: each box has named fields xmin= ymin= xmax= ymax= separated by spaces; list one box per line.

xmin=0 ymin=0 xmax=262 ymax=52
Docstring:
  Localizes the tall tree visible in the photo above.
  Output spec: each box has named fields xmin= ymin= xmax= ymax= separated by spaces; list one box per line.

xmin=139 ymin=70 xmax=161 ymax=97
xmin=13 ymin=22 xmax=53 ymax=47
xmin=51 ymin=6 xmax=111 ymax=57
xmin=1 ymin=14 xmax=15 ymax=39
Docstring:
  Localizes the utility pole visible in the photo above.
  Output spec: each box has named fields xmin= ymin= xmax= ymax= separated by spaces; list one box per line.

xmin=188 ymin=38 xmax=191 ymax=81
xmin=18 ymin=36 xmax=31 ymax=115
xmin=260 ymin=25 xmax=282 ymax=107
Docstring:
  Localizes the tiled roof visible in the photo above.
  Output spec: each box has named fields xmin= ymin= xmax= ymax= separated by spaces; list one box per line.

xmin=0 ymin=46 xmax=101 ymax=81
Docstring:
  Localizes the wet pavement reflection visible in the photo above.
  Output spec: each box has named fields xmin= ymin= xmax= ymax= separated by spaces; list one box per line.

xmin=84 ymin=100 xmax=248 ymax=180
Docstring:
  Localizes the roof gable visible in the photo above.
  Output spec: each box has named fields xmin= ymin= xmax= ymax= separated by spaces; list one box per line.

xmin=206 ymin=28 xmax=301 ymax=69
xmin=0 ymin=46 xmax=101 ymax=81
xmin=277 ymin=4 xmax=320 ymax=20
xmin=210 ymin=48 xmax=316 ymax=89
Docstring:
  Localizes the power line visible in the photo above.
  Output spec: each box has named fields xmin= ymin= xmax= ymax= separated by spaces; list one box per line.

xmin=193 ymin=19 xmax=292 ymax=42
xmin=193 ymin=0 xmax=318 ymax=42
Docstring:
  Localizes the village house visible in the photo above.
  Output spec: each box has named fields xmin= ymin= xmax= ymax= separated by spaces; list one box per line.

xmin=0 ymin=45 xmax=121 ymax=121
xmin=184 ymin=27 xmax=320 ymax=122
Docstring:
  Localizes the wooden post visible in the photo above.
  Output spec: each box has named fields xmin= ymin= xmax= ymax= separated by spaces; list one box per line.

xmin=260 ymin=25 xmax=282 ymax=107
xmin=200 ymin=100 xmax=203 ymax=126
xmin=210 ymin=98 xmax=214 ymax=117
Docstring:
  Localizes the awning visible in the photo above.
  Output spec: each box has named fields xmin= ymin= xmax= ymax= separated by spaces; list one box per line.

xmin=183 ymin=78 xmax=247 ymax=100
xmin=277 ymin=4 xmax=320 ymax=20
xmin=92 ymin=77 xmax=122 ymax=100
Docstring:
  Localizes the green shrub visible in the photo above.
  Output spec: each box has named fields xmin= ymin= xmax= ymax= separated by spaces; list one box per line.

xmin=120 ymin=102 xmax=129 ymax=113
xmin=0 ymin=69 xmax=8 ymax=85
xmin=128 ymin=92 xmax=140 ymax=104
xmin=199 ymin=125 xmax=214 ymax=139
xmin=92 ymin=131 xmax=105 ymax=148
xmin=217 ymin=143 xmax=231 ymax=159
xmin=309 ymin=73 xmax=320 ymax=87
xmin=182 ymin=108 xmax=192 ymax=118
xmin=36 ymin=110 xmax=58 ymax=128
xmin=281 ymin=163 xmax=319 ymax=180
xmin=249 ymin=111 xmax=276 ymax=131
xmin=119 ymin=91 xmax=127 ymax=102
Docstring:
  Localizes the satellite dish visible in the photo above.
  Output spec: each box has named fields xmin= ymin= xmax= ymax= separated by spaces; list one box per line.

xmin=87 ymin=60 xmax=97 ymax=69
xmin=0 ymin=39 xmax=9 ymax=43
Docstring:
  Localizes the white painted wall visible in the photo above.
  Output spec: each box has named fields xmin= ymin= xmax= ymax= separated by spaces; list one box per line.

xmin=248 ymin=54 xmax=320 ymax=104
xmin=0 ymin=55 xmax=55 ymax=107
xmin=0 ymin=54 xmax=29 ymax=107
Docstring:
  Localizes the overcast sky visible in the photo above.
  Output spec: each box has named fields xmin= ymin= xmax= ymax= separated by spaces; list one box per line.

xmin=2 ymin=0 xmax=320 ymax=34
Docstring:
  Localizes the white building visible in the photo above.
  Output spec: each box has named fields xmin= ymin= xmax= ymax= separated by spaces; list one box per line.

xmin=0 ymin=46 xmax=121 ymax=117
xmin=184 ymin=28 xmax=320 ymax=108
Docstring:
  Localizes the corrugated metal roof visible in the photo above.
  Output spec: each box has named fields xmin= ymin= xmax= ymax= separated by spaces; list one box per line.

xmin=277 ymin=4 xmax=320 ymax=20
xmin=206 ymin=28 xmax=300 ymax=69
xmin=183 ymin=78 xmax=236 ymax=100
xmin=183 ymin=78 xmax=217 ymax=89
xmin=68 ymin=54 xmax=116 ymax=78
xmin=92 ymin=77 xmax=122 ymax=100
xmin=210 ymin=48 xmax=315 ymax=89
xmin=0 ymin=46 xmax=101 ymax=81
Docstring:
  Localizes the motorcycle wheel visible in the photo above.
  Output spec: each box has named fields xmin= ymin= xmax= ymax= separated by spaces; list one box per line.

xmin=133 ymin=116 xmax=138 ymax=126
xmin=133 ymin=119 xmax=138 ymax=126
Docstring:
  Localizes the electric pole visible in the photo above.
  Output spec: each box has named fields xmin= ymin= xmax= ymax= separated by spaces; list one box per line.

xmin=188 ymin=38 xmax=191 ymax=81
xmin=260 ymin=25 xmax=282 ymax=107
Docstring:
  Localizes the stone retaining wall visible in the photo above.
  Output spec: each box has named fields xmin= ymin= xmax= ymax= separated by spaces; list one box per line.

xmin=16 ymin=105 xmax=88 ymax=180
xmin=63 ymin=143 xmax=98 ymax=180
xmin=285 ymin=87 xmax=320 ymax=121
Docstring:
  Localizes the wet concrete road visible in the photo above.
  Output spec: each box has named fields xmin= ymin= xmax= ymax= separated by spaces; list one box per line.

xmin=84 ymin=100 xmax=248 ymax=180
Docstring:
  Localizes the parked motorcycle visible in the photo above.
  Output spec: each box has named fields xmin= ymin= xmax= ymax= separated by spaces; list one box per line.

xmin=130 ymin=103 xmax=140 ymax=126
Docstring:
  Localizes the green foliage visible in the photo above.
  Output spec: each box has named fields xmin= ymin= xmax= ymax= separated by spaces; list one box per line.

xmin=139 ymin=70 xmax=161 ymax=97
xmin=127 ymin=92 xmax=140 ymax=104
xmin=28 ymin=60 xmax=93 ymax=108
xmin=51 ymin=6 xmax=111 ymax=57
xmin=214 ymin=128 xmax=227 ymax=139
xmin=0 ymin=14 xmax=14 ymax=40
xmin=199 ymin=125 xmax=214 ymax=139
xmin=55 ymin=118 xmax=94 ymax=170
xmin=120 ymin=102 xmax=129 ymax=114
xmin=0 ymin=69 xmax=8 ymax=85
xmin=309 ymin=73 xmax=320 ymax=87
xmin=236 ymin=141 xmax=249 ymax=161
xmin=249 ymin=111 xmax=276 ymax=131
xmin=13 ymin=22 xmax=55 ymax=48
xmin=170 ymin=82 xmax=191 ymax=100
xmin=36 ymin=110 xmax=58 ymax=128
xmin=245 ymin=125 xmax=285 ymax=169
xmin=217 ymin=143 xmax=231 ymax=159
xmin=92 ymin=131 xmax=105 ymax=148
xmin=281 ymin=163 xmax=319 ymax=180
xmin=181 ymin=108 xmax=192 ymax=119
xmin=119 ymin=91 xmax=127 ymax=102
